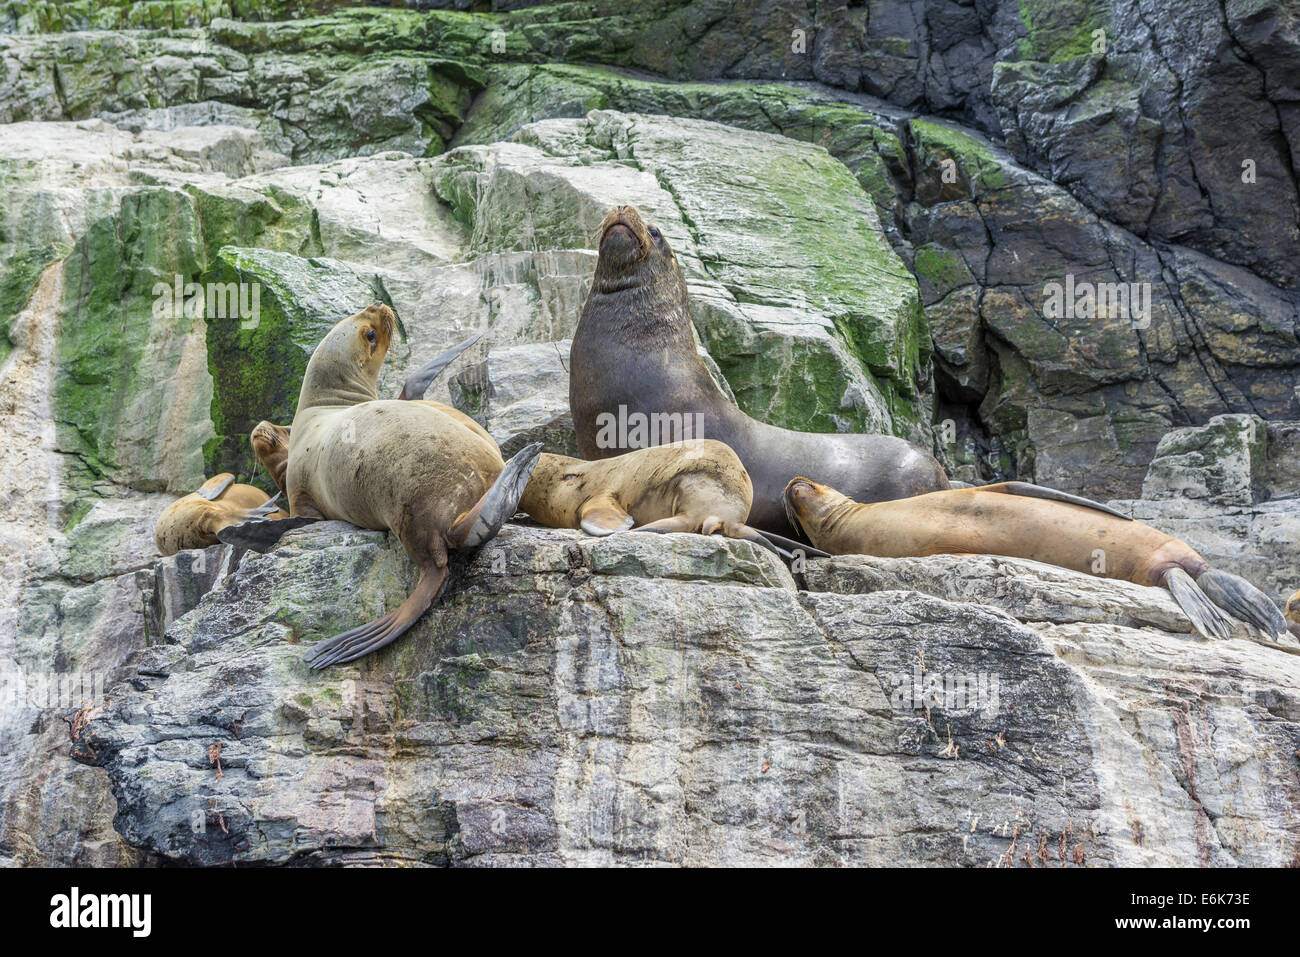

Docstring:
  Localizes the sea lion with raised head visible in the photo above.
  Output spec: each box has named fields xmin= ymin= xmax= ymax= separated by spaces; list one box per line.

xmin=518 ymin=439 xmax=811 ymax=556
xmin=249 ymin=334 xmax=496 ymax=496
xmin=153 ymin=473 xmax=284 ymax=556
xmin=783 ymin=477 xmax=1292 ymax=643
xmin=221 ymin=304 xmax=541 ymax=669
xmin=569 ymin=205 xmax=950 ymax=539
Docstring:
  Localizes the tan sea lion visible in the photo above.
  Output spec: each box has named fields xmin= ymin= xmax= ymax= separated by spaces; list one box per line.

xmin=251 ymin=331 xmax=494 ymax=496
xmin=519 ymin=439 xmax=795 ymax=554
xmin=569 ymin=205 xmax=950 ymax=539
xmin=153 ymin=473 xmax=284 ymax=556
xmin=783 ymin=477 xmax=1291 ymax=643
xmin=221 ymin=304 xmax=541 ymax=669
xmin=1286 ymin=590 xmax=1300 ymax=640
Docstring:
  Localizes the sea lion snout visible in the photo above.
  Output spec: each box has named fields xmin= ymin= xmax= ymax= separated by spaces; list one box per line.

xmin=251 ymin=420 xmax=289 ymax=456
xmin=782 ymin=477 xmax=823 ymax=535
xmin=596 ymin=205 xmax=653 ymax=266
xmin=358 ymin=302 xmax=396 ymax=355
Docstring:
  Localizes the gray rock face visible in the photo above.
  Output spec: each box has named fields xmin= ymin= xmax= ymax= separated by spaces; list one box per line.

xmin=71 ymin=523 xmax=1300 ymax=867
xmin=1110 ymin=415 xmax=1300 ymax=606
xmin=2 ymin=2 xmax=1299 ymax=869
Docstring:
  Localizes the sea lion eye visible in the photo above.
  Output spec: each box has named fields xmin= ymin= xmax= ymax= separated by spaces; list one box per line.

xmin=365 ymin=327 xmax=376 ymax=345
xmin=649 ymin=227 xmax=661 ymax=240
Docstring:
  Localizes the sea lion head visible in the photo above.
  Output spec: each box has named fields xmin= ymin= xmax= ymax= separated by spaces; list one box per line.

xmin=1286 ymin=589 xmax=1300 ymax=640
xmin=299 ymin=303 xmax=396 ymax=409
xmin=783 ymin=477 xmax=852 ymax=540
xmin=592 ymin=206 xmax=682 ymax=292
xmin=250 ymin=420 xmax=291 ymax=494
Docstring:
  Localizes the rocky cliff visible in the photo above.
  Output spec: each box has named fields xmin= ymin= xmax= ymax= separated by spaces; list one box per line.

xmin=1 ymin=0 xmax=1297 ymax=867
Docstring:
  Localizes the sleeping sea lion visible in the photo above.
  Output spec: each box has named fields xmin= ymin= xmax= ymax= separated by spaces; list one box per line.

xmin=568 ymin=205 xmax=950 ymax=538
xmin=782 ymin=477 xmax=1291 ymax=643
xmin=221 ymin=304 xmax=541 ymax=668
xmin=518 ymin=439 xmax=806 ymax=555
xmin=153 ymin=473 xmax=284 ymax=556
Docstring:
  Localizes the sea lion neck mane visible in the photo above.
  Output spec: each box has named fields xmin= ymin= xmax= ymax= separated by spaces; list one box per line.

xmin=587 ymin=206 xmax=697 ymax=348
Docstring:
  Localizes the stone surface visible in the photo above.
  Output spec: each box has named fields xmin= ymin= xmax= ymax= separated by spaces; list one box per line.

xmin=2 ymin=1 xmax=1299 ymax=869
xmin=1108 ymin=415 xmax=1300 ymax=607
xmin=70 ymin=523 xmax=1300 ymax=867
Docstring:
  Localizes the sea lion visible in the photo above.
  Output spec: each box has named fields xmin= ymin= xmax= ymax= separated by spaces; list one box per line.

xmin=249 ymin=336 xmax=495 ymax=495
xmin=569 ymin=205 xmax=950 ymax=539
xmin=783 ymin=477 xmax=1291 ymax=643
xmin=1286 ymin=590 xmax=1300 ymax=640
xmin=519 ymin=439 xmax=800 ymax=555
xmin=153 ymin=473 xmax=284 ymax=556
xmin=221 ymin=304 xmax=541 ymax=669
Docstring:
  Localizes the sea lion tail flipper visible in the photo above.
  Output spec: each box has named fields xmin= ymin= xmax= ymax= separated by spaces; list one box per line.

xmin=215 ymin=515 xmax=320 ymax=552
xmin=448 ymin=442 xmax=544 ymax=548
xmin=397 ymin=333 xmax=482 ymax=401
xmin=303 ymin=564 xmax=449 ymax=669
xmin=196 ymin=474 xmax=236 ymax=501
xmin=578 ymin=494 xmax=634 ymax=536
xmin=1163 ymin=567 xmax=1233 ymax=640
xmin=995 ymin=482 xmax=1133 ymax=520
xmin=1194 ymin=568 xmax=1290 ymax=642
xmin=630 ymin=515 xmax=697 ymax=534
xmin=753 ymin=529 xmax=831 ymax=560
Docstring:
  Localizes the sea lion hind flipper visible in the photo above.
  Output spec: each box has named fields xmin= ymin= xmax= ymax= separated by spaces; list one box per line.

xmin=397 ymin=333 xmax=482 ymax=401
xmin=216 ymin=515 xmax=319 ymax=552
xmin=196 ymin=474 xmax=236 ymax=501
xmin=304 ymin=565 xmax=449 ymax=669
xmin=1194 ymin=568 xmax=1290 ymax=642
xmin=1163 ymin=567 xmax=1233 ymax=641
xmin=447 ymin=442 xmax=543 ymax=548
xmin=996 ymin=482 xmax=1132 ymax=520
xmin=754 ymin=529 xmax=831 ymax=559
xmin=578 ymin=494 xmax=634 ymax=536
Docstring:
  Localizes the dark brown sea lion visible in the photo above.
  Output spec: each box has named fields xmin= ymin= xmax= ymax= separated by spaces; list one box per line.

xmin=783 ymin=477 xmax=1291 ymax=643
xmin=153 ymin=473 xmax=284 ymax=556
xmin=569 ymin=205 xmax=950 ymax=539
xmin=519 ymin=439 xmax=791 ymax=554
xmin=221 ymin=304 xmax=541 ymax=669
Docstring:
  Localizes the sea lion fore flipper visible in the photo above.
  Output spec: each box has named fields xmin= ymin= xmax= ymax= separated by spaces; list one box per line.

xmin=398 ymin=333 xmax=482 ymax=401
xmin=995 ymin=482 xmax=1132 ymax=520
xmin=216 ymin=515 xmax=320 ymax=552
xmin=447 ymin=442 xmax=543 ymax=548
xmin=196 ymin=474 xmax=236 ymax=501
xmin=578 ymin=493 xmax=634 ymax=536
